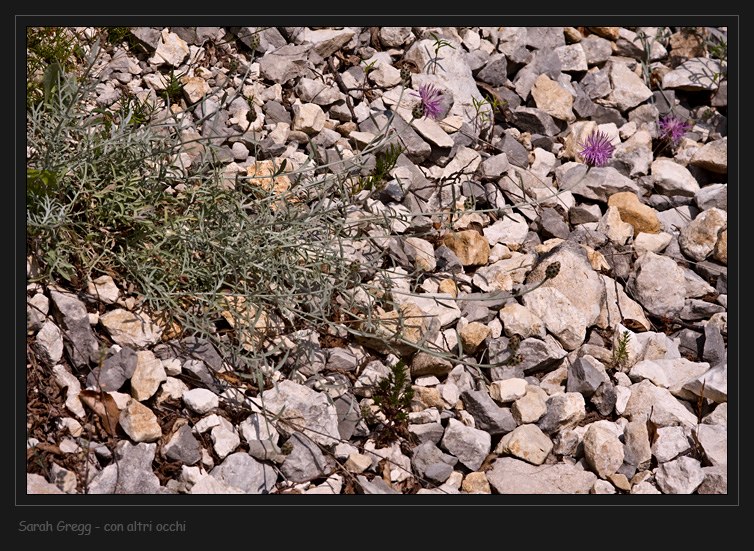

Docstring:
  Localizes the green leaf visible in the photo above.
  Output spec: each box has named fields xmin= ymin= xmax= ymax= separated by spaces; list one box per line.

xmin=42 ymin=62 xmax=62 ymax=105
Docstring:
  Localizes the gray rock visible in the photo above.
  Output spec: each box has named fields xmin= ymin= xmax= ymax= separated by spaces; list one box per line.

xmin=496 ymin=424 xmax=553 ymax=465
xmin=680 ymin=299 xmax=725 ymax=321
xmin=247 ymin=439 xmax=286 ymax=463
xmin=409 ymin=422 xmax=445 ymax=445
xmin=33 ymin=320 xmax=64 ymax=365
xmin=163 ymin=424 xmax=202 ymax=465
xmin=496 ymin=133 xmax=529 ymax=168
xmin=703 ymin=403 xmax=727 ymax=428
xmin=711 ymin=80 xmax=727 ymax=107
xmin=89 ymin=442 xmax=161 ymax=494
xmin=300 ymin=27 xmax=355 ymax=57
xmin=233 ymin=27 xmax=287 ymax=54
xmin=259 ymin=44 xmax=314 ymax=84
xmin=483 ymin=213 xmax=530 ymax=247
xmin=623 ymin=380 xmax=698 ymax=428
xmin=662 ymin=57 xmax=723 ymax=91
xmin=591 ymin=381 xmax=617 ymax=416
xmin=569 ymin=203 xmax=603 ymax=225
xmin=211 ymin=420 xmax=240 ymax=459
xmin=411 ymin=441 xmax=458 ymax=478
xmin=567 ymin=355 xmax=610 ymax=398
xmin=679 ymin=207 xmax=726 ymax=262
xmin=613 ymin=129 xmax=653 ymax=176
xmin=487 ymin=457 xmax=596 ymax=494
xmin=461 ymin=389 xmax=517 ymax=435
xmin=522 ymin=242 xmax=604 ymax=350
xmin=190 ymin=475 xmax=245 ymax=494
xmin=379 ymin=26 xmax=413 ymax=48
xmin=512 ymin=385 xmax=549 ymax=424
xmin=695 ymin=183 xmax=727 ymax=211
xmin=583 ymin=421 xmax=625 ymax=478
xmin=334 ymin=393 xmax=361 ymax=441
xmin=518 ymin=335 xmax=569 ymax=375
xmin=694 ymin=423 xmax=726 ymax=467
xmin=631 ymin=481 xmax=662 ymax=494
xmin=697 ymin=465 xmax=727 ymax=494
xmin=295 ymin=77 xmax=344 ymax=106
xmin=356 ymin=475 xmax=400 ymax=494
xmin=703 ymin=324 xmax=726 ymax=367
xmin=538 ymin=392 xmax=586 ymax=435
xmin=652 ymin=158 xmax=701 ymax=197
xmin=130 ymin=27 xmax=161 ymax=49
xmin=580 ymin=35 xmax=613 ymax=65
xmin=581 ymin=69 xmax=611 ymax=99
xmin=27 ymin=473 xmax=65 ymax=494
xmin=559 ymin=165 xmax=641 ymax=203
xmin=424 ymin=463 xmax=454 ymax=484
xmin=49 ymin=288 xmax=100 ymax=368
xmin=240 ymin=412 xmax=280 ymax=444
xmin=655 ymin=456 xmax=705 ymax=494
xmin=554 ymin=44 xmax=588 ymax=72
xmin=260 ymin=380 xmax=340 ymax=446
xmin=629 ymin=357 xmax=710 ymax=397
xmin=601 ymin=60 xmax=653 ymax=111
xmin=27 ymin=292 xmax=49 ymax=333
xmin=183 ymin=388 xmax=219 ymax=414
xmin=690 ymin=137 xmax=727 ymax=174
xmin=526 ymin=27 xmax=565 ymax=50
xmin=498 ymin=303 xmax=547 ymax=339
xmin=511 ymin=107 xmax=563 ymax=136
xmin=652 ymin=426 xmax=692 ymax=463
xmin=623 ymin=419 xmax=652 ymax=469
xmin=440 ymin=418 xmax=491 ymax=471
xmin=627 ymin=252 xmax=686 ymax=318
xmin=476 ymin=54 xmax=508 ymax=86
xmin=591 ymin=105 xmax=627 ymax=126
xmin=539 ymin=207 xmax=571 ymax=240
xmin=280 ymin=432 xmax=336 ymax=483
xmin=263 ymin=101 xmax=292 ymax=125
xmin=210 ymin=452 xmax=277 ymax=494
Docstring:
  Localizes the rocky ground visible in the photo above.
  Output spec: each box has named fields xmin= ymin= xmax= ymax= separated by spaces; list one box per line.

xmin=26 ymin=26 xmax=729 ymax=495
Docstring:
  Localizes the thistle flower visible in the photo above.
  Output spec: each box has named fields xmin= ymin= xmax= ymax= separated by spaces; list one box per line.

xmin=578 ymin=130 xmax=616 ymax=167
xmin=658 ymin=114 xmax=692 ymax=145
xmin=412 ymin=83 xmax=444 ymax=120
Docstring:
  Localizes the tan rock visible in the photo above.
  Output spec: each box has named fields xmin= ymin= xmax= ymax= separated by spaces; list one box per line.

xmin=441 ymin=230 xmax=490 ymax=266
xmin=181 ymin=76 xmax=211 ymax=103
xmin=438 ymin=279 xmax=458 ymax=297
xmin=588 ymin=27 xmax=620 ymax=41
xmin=462 ymin=472 xmax=491 ymax=494
xmin=459 ymin=322 xmax=491 ymax=354
xmin=130 ymin=350 xmax=167 ymax=401
xmin=607 ymin=192 xmax=661 ymax=234
xmin=100 ymin=309 xmax=163 ymax=349
xmin=714 ymin=229 xmax=727 ymax=264
xmin=411 ymin=386 xmax=446 ymax=411
xmin=531 ymin=74 xmax=575 ymax=122
xmin=119 ymin=399 xmax=162 ymax=442
xmin=245 ymin=160 xmax=291 ymax=195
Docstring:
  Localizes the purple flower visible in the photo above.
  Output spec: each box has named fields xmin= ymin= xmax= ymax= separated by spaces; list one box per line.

xmin=658 ymin=114 xmax=692 ymax=145
xmin=578 ymin=130 xmax=616 ymax=167
xmin=412 ymin=84 xmax=444 ymax=120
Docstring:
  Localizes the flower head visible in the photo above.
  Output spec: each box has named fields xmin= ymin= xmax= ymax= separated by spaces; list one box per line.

xmin=412 ymin=83 xmax=444 ymax=120
xmin=578 ymin=129 xmax=616 ymax=167
xmin=658 ymin=114 xmax=692 ymax=145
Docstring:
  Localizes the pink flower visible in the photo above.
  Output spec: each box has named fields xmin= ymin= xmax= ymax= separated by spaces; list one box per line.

xmin=412 ymin=84 xmax=444 ymax=120
xmin=659 ymin=114 xmax=692 ymax=145
xmin=578 ymin=130 xmax=615 ymax=167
